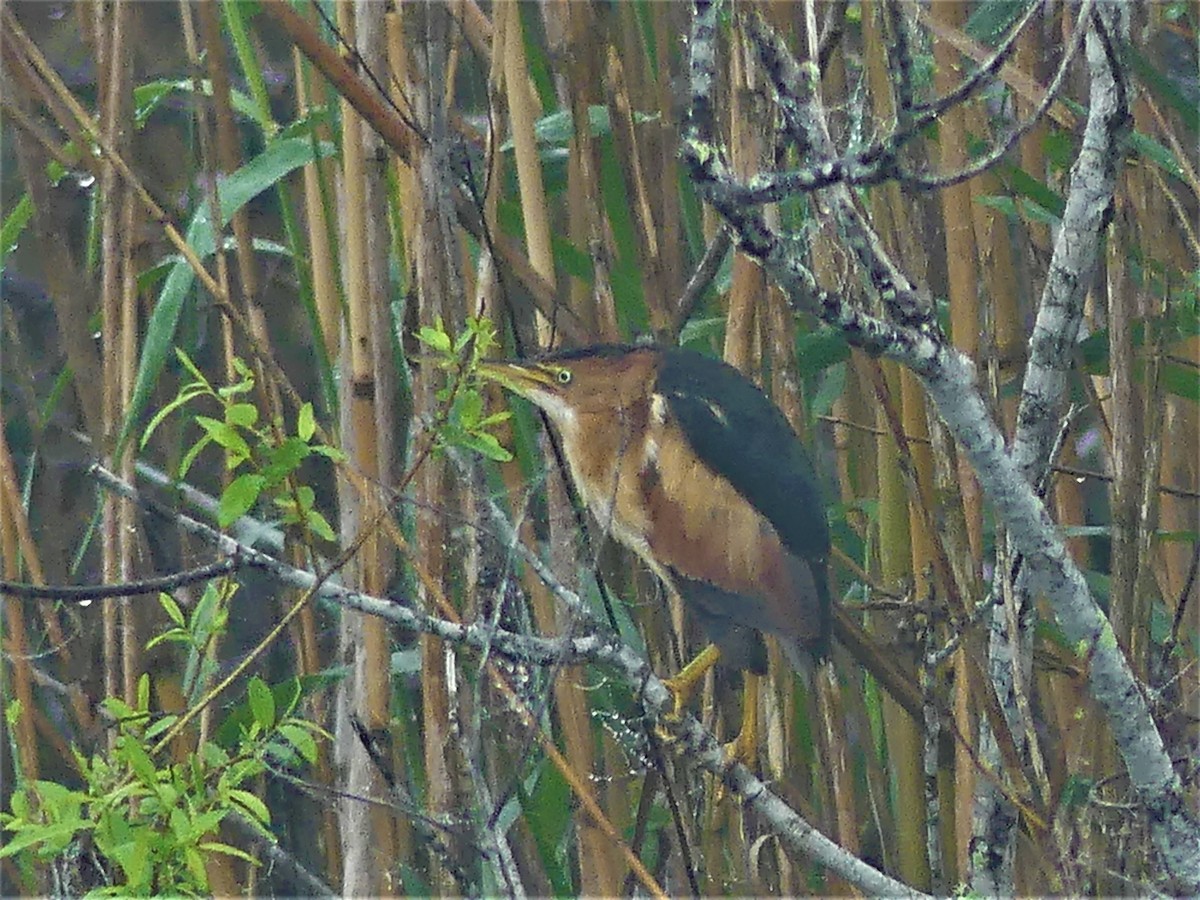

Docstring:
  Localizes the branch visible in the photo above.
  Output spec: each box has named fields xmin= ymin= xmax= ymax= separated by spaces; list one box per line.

xmin=1011 ymin=3 xmax=1127 ymax=481
xmin=0 ymin=557 xmax=255 ymax=602
xmin=683 ymin=1 xmax=1200 ymax=891
xmin=899 ymin=0 xmax=1091 ymax=190
xmin=86 ymin=459 xmax=927 ymax=897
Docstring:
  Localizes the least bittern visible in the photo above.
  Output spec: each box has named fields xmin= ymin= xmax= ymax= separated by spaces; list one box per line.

xmin=479 ymin=344 xmax=833 ymax=766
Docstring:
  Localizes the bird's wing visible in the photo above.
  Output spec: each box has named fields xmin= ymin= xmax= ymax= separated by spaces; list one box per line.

xmin=654 ymin=349 xmax=833 ymax=656
xmin=654 ymin=349 xmax=830 ymax=562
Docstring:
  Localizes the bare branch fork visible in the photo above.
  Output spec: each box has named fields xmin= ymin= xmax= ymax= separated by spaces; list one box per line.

xmin=681 ymin=0 xmax=1200 ymax=892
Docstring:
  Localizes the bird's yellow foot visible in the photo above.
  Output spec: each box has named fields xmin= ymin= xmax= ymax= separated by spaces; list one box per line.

xmin=722 ymin=673 xmax=761 ymax=770
xmin=721 ymin=726 xmax=758 ymax=771
xmin=655 ymin=644 xmax=722 ymax=737
xmin=653 ymin=674 xmax=695 ymax=744
xmin=659 ymin=674 xmax=694 ymax=721
xmin=712 ymin=675 xmax=760 ymax=802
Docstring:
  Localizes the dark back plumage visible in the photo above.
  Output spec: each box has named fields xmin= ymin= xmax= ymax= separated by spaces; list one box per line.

xmin=655 ymin=348 xmax=833 ymax=659
xmin=654 ymin=348 xmax=831 ymax=562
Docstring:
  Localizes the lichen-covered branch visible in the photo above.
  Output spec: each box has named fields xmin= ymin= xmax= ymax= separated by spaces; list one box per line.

xmin=87 ymin=461 xmax=930 ymax=897
xmin=682 ymin=1 xmax=1200 ymax=891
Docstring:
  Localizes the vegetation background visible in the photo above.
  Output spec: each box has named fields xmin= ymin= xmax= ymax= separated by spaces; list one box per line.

xmin=1 ymin=0 xmax=1196 ymax=896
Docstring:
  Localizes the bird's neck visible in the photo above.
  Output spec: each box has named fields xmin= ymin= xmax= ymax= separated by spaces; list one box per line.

xmin=559 ymin=398 xmax=650 ymax=526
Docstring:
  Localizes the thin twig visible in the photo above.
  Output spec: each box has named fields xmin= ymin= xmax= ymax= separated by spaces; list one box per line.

xmin=0 ymin=557 xmax=255 ymax=602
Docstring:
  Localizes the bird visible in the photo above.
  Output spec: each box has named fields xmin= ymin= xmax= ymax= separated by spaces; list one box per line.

xmin=478 ymin=343 xmax=917 ymax=765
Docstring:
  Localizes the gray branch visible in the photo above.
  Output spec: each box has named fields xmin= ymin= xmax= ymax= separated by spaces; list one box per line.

xmin=88 ymin=461 xmax=929 ymax=897
xmin=682 ymin=1 xmax=1200 ymax=892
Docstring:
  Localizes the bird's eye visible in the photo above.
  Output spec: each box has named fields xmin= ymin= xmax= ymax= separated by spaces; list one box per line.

xmin=556 ymin=369 xmax=572 ymax=385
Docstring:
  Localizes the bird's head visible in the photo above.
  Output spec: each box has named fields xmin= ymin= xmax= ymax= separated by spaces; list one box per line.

xmin=478 ymin=345 xmax=658 ymax=433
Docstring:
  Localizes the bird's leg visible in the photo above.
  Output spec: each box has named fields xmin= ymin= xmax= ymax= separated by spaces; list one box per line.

xmin=659 ymin=644 xmax=721 ymax=720
xmin=723 ymin=673 xmax=759 ymax=769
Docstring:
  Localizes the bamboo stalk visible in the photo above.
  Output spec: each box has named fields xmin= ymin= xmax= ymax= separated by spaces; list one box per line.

xmin=0 ymin=417 xmax=40 ymax=785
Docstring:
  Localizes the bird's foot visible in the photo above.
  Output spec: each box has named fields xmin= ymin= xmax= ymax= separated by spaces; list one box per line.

xmin=652 ymin=676 xmax=693 ymax=744
xmin=721 ymin=728 xmax=758 ymax=771
xmin=659 ymin=675 xmax=693 ymax=721
xmin=712 ymin=727 xmax=759 ymax=804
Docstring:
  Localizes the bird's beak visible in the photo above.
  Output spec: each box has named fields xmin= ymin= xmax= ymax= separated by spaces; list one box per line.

xmin=476 ymin=361 xmax=555 ymax=400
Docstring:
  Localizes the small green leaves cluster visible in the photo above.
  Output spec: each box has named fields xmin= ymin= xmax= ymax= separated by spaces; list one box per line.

xmin=148 ymin=579 xmax=233 ymax=705
xmin=416 ymin=316 xmax=514 ymax=462
xmin=0 ymin=670 xmax=324 ymax=896
xmin=142 ymin=350 xmax=344 ymax=533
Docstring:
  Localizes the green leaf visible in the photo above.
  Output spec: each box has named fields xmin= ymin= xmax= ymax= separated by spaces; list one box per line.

xmin=199 ymin=841 xmax=261 ymax=866
xmin=519 ymin=762 xmax=573 ymax=896
xmin=4 ymin=699 xmax=22 ymax=730
xmin=452 ymin=389 xmax=484 ymax=426
xmin=143 ymin=714 xmax=179 ymax=741
xmin=136 ymin=673 xmax=151 ymax=713
xmin=145 ymin=628 xmax=189 ymax=651
xmin=477 ymin=410 xmax=513 ymax=428
xmin=1059 ymin=774 xmax=1093 ymax=810
xmin=141 ymin=384 xmax=207 ymax=449
xmin=118 ymin=736 xmax=158 ymax=785
xmin=0 ymin=821 xmax=86 ymax=859
xmin=810 ymin=361 xmax=847 ymax=419
xmin=680 ymin=316 xmax=726 ymax=347
xmin=458 ymin=431 xmax=514 ymax=462
xmin=1004 ymin=164 xmax=1066 ymax=217
xmin=222 ymin=0 xmax=277 ymax=137
xmin=106 ymin=836 xmax=153 ymax=890
xmin=133 ymin=78 xmax=258 ymax=129
xmin=1162 ymin=362 xmax=1199 ymax=402
xmin=175 ymin=347 xmax=209 ymax=385
xmin=794 ymin=328 xmax=850 ymax=379
xmin=227 ymin=789 xmax=271 ymax=826
xmin=158 ymin=592 xmax=186 ymax=628
xmin=225 ymin=402 xmax=259 ymax=429
xmin=248 ymin=676 xmax=276 ymax=730
xmin=1129 ymin=40 xmax=1199 ymax=135
xmin=964 ymin=0 xmax=1025 ymax=46
xmin=278 ymin=722 xmax=318 ymax=765
xmin=185 ymin=845 xmax=209 ymax=890
xmin=311 ymin=444 xmax=347 ymax=462
xmin=260 ymin=436 xmax=311 ymax=483
xmin=194 ymin=415 xmax=253 ymax=465
xmin=186 ymin=809 xmax=228 ymax=843
xmin=118 ymin=136 xmax=336 ymax=460
xmin=417 ymin=325 xmax=452 ymax=354
xmin=219 ymin=474 xmax=267 ymax=527
xmin=178 ymin=433 xmax=213 ymax=480
xmin=304 ymin=509 xmax=337 ymax=542
xmin=1 ymin=193 xmax=34 ymax=275
xmin=297 ymin=402 xmax=316 ymax=441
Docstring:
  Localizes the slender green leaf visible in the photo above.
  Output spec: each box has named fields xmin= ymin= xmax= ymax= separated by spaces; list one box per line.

xmin=133 ymin=79 xmax=257 ymax=129
xmin=0 ymin=821 xmax=87 ymax=858
xmin=178 ymin=434 xmax=214 ymax=481
xmin=141 ymin=384 xmax=206 ymax=449
xmin=227 ymin=789 xmax=270 ymax=826
xmin=199 ymin=841 xmax=261 ymax=865
xmin=247 ymin=676 xmax=276 ymax=730
xmin=1 ymin=193 xmax=34 ymax=274
xmin=158 ymin=592 xmax=186 ymax=628
xmin=458 ymin=431 xmax=514 ymax=462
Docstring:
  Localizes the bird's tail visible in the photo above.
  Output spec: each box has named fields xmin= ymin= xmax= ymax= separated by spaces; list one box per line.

xmin=778 ymin=636 xmax=822 ymax=695
xmin=779 ymin=560 xmax=835 ymax=692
